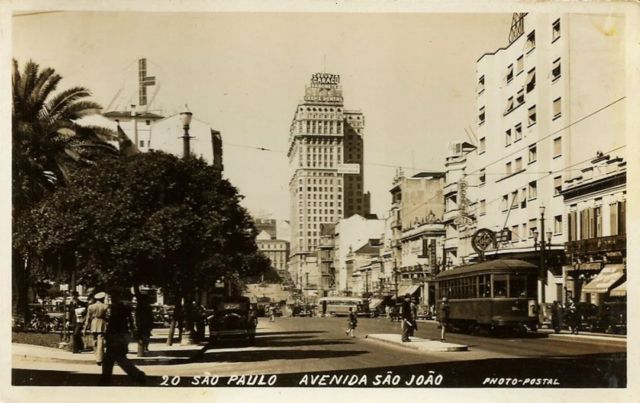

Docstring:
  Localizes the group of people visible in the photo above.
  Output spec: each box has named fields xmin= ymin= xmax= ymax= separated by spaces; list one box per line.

xmin=68 ymin=290 xmax=149 ymax=386
xmin=550 ymin=298 xmax=581 ymax=335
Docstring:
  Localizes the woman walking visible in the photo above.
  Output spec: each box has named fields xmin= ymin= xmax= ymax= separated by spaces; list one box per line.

xmin=345 ymin=307 xmax=358 ymax=337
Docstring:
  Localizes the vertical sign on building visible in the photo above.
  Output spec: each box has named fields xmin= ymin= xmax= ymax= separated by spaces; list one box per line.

xmin=138 ymin=58 xmax=156 ymax=106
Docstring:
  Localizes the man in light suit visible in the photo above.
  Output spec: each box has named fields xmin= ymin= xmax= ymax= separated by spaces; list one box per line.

xmin=84 ymin=292 xmax=108 ymax=365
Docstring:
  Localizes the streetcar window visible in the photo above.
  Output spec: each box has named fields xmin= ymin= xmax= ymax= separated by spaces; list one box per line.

xmin=493 ymin=275 xmax=507 ymax=298
xmin=509 ymin=275 xmax=527 ymax=297
xmin=527 ymin=274 xmax=537 ymax=297
xmin=479 ymin=275 xmax=486 ymax=298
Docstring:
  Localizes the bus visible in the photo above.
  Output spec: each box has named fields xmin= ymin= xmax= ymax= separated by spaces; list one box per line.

xmin=434 ymin=259 xmax=539 ymax=333
xmin=317 ymin=297 xmax=369 ymax=317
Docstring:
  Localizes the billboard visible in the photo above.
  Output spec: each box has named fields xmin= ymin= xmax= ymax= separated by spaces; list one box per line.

xmin=337 ymin=163 xmax=360 ymax=175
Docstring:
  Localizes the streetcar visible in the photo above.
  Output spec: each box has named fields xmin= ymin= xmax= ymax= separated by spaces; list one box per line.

xmin=434 ymin=259 xmax=539 ymax=333
xmin=317 ymin=297 xmax=369 ymax=317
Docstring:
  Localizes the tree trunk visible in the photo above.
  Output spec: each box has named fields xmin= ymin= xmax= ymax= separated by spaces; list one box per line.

xmin=12 ymin=249 xmax=30 ymax=324
xmin=133 ymin=283 xmax=145 ymax=356
xmin=166 ymin=299 xmax=182 ymax=346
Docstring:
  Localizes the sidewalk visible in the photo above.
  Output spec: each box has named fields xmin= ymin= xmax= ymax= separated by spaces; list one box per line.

xmin=365 ymin=333 xmax=468 ymax=352
xmin=538 ymin=329 xmax=627 ymax=344
xmin=13 ymin=329 xmax=204 ymax=366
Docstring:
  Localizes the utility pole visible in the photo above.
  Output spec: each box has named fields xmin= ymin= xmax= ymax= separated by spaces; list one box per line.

xmin=539 ymin=206 xmax=547 ymax=304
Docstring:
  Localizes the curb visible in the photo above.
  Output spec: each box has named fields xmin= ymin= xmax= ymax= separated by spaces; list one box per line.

xmin=364 ymin=334 xmax=468 ymax=352
xmin=546 ymin=333 xmax=627 ymax=344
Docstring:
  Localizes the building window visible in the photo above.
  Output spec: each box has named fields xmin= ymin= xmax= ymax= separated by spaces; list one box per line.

xmin=511 ymin=191 xmax=519 ymax=209
xmin=528 ymin=181 xmax=537 ymax=200
xmin=478 ymin=75 xmax=485 ymax=93
xmin=478 ymin=107 xmax=486 ymax=125
xmin=514 ymin=123 xmax=523 ymax=141
xmin=505 ymin=96 xmax=514 ymax=114
xmin=479 ymin=168 xmax=486 ymax=184
xmin=505 ymin=161 xmax=512 ymax=176
xmin=525 ymin=31 xmax=536 ymax=53
xmin=521 ymin=223 xmax=528 ymax=241
xmin=554 ymin=176 xmax=562 ymax=195
xmin=480 ymin=199 xmax=486 ymax=215
xmin=610 ymin=200 xmax=626 ymax=235
xmin=501 ymin=195 xmax=508 ymax=211
xmin=529 ymin=218 xmax=537 ymax=237
xmin=528 ymin=145 xmax=537 ymax=163
xmin=515 ymin=157 xmax=523 ymax=171
xmin=506 ymin=64 xmax=514 ymax=83
xmin=528 ymin=105 xmax=537 ymax=126
xmin=552 ymin=58 xmax=561 ymax=81
xmin=139 ymin=140 xmax=145 ymax=147
xmin=516 ymin=55 xmax=524 ymax=75
xmin=505 ymin=129 xmax=512 ymax=146
xmin=520 ymin=188 xmax=527 ymax=208
xmin=516 ymin=87 xmax=524 ymax=105
xmin=552 ymin=19 xmax=561 ymax=42
xmin=553 ymin=136 xmax=562 ymax=157
xmin=554 ymin=215 xmax=562 ymax=234
xmin=479 ymin=137 xmax=486 ymax=154
xmin=553 ymin=97 xmax=562 ymax=119
xmin=526 ymin=68 xmax=536 ymax=92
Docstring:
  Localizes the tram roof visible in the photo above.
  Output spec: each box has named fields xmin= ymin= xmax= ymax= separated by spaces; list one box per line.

xmin=435 ymin=259 xmax=537 ymax=279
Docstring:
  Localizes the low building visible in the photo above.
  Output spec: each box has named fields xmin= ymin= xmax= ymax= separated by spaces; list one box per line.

xmin=561 ymin=152 xmax=626 ymax=306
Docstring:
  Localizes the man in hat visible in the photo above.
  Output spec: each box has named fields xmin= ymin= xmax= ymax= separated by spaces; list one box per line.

xmin=439 ymin=297 xmax=450 ymax=342
xmin=69 ymin=291 xmax=87 ymax=353
xmin=400 ymin=294 xmax=413 ymax=342
xmin=84 ymin=291 xmax=108 ymax=365
xmin=100 ymin=289 xmax=146 ymax=386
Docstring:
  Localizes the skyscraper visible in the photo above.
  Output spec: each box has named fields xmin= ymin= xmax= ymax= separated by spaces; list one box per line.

xmin=287 ymin=73 xmax=371 ymax=296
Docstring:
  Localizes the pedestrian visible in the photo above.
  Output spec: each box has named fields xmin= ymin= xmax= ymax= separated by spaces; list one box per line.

xmin=400 ymin=294 xmax=413 ymax=342
xmin=135 ymin=295 xmax=154 ymax=354
xmin=567 ymin=299 xmax=579 ymax=335
xmin=99 ymin=289 xmax=146 ymax=386
xmin=551 ymin=301 xmax=561 ymax=334
xmin=269 ymin=305 xmax=276 ymax=322
xmin=409 ymin=297 xmax=419 ymax=337
xmin=345 ymin=307 xmax=357 ymax=337
xmin=385 ymin=305 xmax=390 ymax=319
xmin=84 ymin=291 xmax=108 ymax=365
xmin=439 ymin=297 xmax=450 ymax=342
xmin=69 ymin=291 xmax=87 ymax=353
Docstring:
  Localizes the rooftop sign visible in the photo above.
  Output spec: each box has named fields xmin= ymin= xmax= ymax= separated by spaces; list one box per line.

xmin=311 ymin=73 xmax=340 ymax=87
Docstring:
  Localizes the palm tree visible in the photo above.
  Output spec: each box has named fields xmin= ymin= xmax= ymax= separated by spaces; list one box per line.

xmin=12 ymin=59 xmax=119 ymax=320
xmin=12 ymin=59 xmax=119 ymax=211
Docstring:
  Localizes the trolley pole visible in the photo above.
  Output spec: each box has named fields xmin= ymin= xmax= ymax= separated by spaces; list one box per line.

xmin=539 ymin=207 xmax=546 ymax=304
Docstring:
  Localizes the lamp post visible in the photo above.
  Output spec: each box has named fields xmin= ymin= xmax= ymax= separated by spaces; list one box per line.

xmin=393 ymin=264 xmax=399 ymax=299
xmin=179 ymin=106 xmax=193 ymax=159
xmin=533 ymin=205 xmax=553 ymax=304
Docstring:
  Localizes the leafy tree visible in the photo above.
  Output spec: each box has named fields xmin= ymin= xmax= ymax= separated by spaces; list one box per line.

xmin=16 ymin=151 xmax=270 ymax=318
xmin=12 ymin=60 xmax=119 ymax=320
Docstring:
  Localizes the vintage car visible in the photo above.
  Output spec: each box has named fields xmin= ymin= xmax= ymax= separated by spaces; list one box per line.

xmin=586 ymin=301 xmax=626 ymax=334
xmin=207 ymin=296 xmax=257 ymax=344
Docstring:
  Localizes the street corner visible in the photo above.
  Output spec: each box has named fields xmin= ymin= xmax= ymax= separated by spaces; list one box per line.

xmin=365 ymin=333 xmax=469 ymax=352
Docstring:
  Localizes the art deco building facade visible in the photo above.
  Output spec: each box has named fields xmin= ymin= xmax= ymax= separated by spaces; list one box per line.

xmin=287 ymin=73 xmax=371 ymax=296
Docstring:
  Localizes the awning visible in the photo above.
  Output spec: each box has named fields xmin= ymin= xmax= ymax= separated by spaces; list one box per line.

xmin=369 ymin=298 xmax=383 ymax=310
xmin=610 ymin=282 xmax=626 ymax=297
xmin=582 ymin=264 xmax=625 ymax=294
xmin=398 ymin=284 xmax=421 ymax=297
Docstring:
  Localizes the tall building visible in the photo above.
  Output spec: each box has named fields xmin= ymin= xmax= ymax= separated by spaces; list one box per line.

xmin=450 ymin=13 xmax=625 ymax=304
xmin=287 ymin=73 xmax=371 ymax=296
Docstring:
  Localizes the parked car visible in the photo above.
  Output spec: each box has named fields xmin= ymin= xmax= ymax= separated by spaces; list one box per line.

xmin=575 ymin=302 xmax=598 ymax=329
xmin=586 ymin=301 xmax=626 ymax=334
xmin=207 ymin=296 xmax=257 ymax=345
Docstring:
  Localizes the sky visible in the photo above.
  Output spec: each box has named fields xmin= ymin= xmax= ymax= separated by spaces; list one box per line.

xmin=12 ymin=11 xmax=513 ymax=220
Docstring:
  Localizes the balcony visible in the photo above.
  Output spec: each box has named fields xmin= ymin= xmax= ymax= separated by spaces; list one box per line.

xmin=565 ymin=234 xmax=626 ymax=255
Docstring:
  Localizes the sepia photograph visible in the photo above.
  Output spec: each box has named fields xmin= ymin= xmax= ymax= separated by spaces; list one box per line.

xmin=3 ymin=1 xmax=638 ymax=401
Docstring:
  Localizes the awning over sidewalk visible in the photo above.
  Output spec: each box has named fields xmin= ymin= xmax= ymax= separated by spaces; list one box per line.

xmin=610 ymin=282 xmax=626 ymax=297
xmin=369 ymin=298 xmax=383 ymax=310
xmin=582 ymin=264 xmax=625 ymax=294
xmin=397 ymin=284 xmax=421 ymax=297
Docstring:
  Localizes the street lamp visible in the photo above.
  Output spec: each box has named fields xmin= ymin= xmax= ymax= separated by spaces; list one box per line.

xmin=534 ymin=204 xmax=553 ymax=304
xmin=179 ymin=105 xmax=193 ymax=159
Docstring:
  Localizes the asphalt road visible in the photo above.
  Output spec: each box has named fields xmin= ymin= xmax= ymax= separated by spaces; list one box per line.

xmin=12 ymin=317 xmax=626 ymax=387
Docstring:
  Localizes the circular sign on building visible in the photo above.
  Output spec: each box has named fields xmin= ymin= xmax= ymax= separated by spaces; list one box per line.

xmin=471 ymin=228 xmax=497 ymax=256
